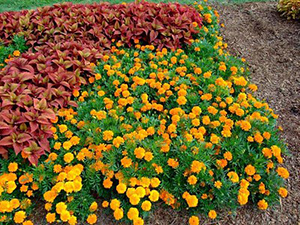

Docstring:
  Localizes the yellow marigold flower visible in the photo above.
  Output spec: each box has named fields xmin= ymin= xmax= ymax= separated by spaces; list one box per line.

xmin=22 ymin=220 xmax=33 ymax=225
xmin=254 ymin=132 xmax=263 ymax=144
xmin=223 ymin=151 xmax=232 ymax=161
xmin=121 ymin=156 xmax=132 ymax=168
xmin=113 ymin=136 xmax=125 ymax=148
xmin=133 ymin=217 xmax=144 ymax=225
xmin=102 ymin=201 xmax=109 ymax=208
xmin=189 ymin=216 xmax=199 ymax=225
xmin=87 ymin=214 xmax=97 ymax=224
xmin=257 ymin=199 xmax=268 ymax=210
xmin=278 ymin=187 xmax=288 ymax=198
xmin=208 ymin=210 xmax=217 ymax=219
xmin=134 ymin=147 xmax=145 ymax=159
xmin=150 ymin=177 xmax=160 ymax=188
xmin=56 ymin=202 xmax=67 ymax=214
xmin=127 ymin=207 xmax=139 ymax=220
xmin=202 ymin=115 xmax=210 ymax=125
xmin=149 ymin=190 xmax=159 ymax=202
xmin=188 ymin=175 xmax=197 ymax=185
xmin=271 ymin=145 xmax=281 ymax=157
xmin=130 ymin=194 xmax=140 ymax=205
xmin=177 ymin=96 xmax=187 ymax=105
xmin=63 ymin=141 xmax=72 ymax=150
xmin=276 ymin=167 xmax=289 ymax=179
xmin=6 ymin=181 xmax=17 ymax=193
xmin=227 ymin=171 xmax=239 ymax=183
xmin=63 ymin=153 xmax=74 ymax=163
xmin=103 ymin=178 xmax=113 ymax=189
xmin=191 ymin=160 xmax=206 ymax=173
xmin=44 ymin=190 xmax=57 ymax=203
xmin=46 ymin=213 xmax=56 ymax=223
xmin=103 ymin=130 xmax=114 ymax=141
xmin=13 ymin=50 xmax=20 ymax=57
xmin=141 ymin=200 xmax=152 ymax=211
xmin=144 ymin=152 xmax=153 ymax=162
xmin=60 ymin=210 xmax=70 ymax=222
xmin=14 ymin=210 xmax=26 ymax=224
xmin=116 ymin=183 xmax=127 ymax=194
xmin=53 ymin=142 xmax=61 ymax=150
xmin=240 ymin=120 xmax=251 ymax=131
xmin=214 ymin=181 xmax=222 ymax=189
xmin=58 ymin=124 xmax=68 ymax=133
xmin=167 ymin=158 xmax=179 ymax=168
xmin=114 ymin=208 xmax=124 ymax=220
xmin=110 ymin=199 xmax=121 ymax=210
xmin=186 ymin=195 xmax=198 ymax=207
xmin=245 ymin=164 xmax=256 ymax=176
xmin=210 ymin=134 xmax=220 ymax=144
xmin=8 ymin=162 xmax=18 ymax=172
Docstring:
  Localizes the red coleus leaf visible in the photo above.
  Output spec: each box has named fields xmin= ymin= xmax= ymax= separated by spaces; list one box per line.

xmin=0 ymin=136 xmax=13 ymax=146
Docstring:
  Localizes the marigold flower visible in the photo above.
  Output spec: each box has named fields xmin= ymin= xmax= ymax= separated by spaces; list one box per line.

xmin=114 ymin=208 xmax=124 ymax=220
xmin=186 ymin=195 xmax=198 ymax=207
xmin=134 ymin=147 xmax=145 ymax=159
xmin=188 ymin=175 xmax=197 ymax=185
xmin=127 ymin=207 xmax=139 ymax=220
xmin=245 ymin=164 xmax=256 ymax=176
xmin=12 ymin=211 xmax=25 ymax=224
xmin=8 ymin=162 xmax=18 ymax=172
xmin=149 ymin=190 xmax=159 ymax=202
xmin=208 ymin=210 xmax=217 ymax=219
xmin=87 ymin=214 xmax=97 ymax=224
xmin=257 ymin=199 xmax=268 ymax=210
xmin=64 ymin=153 xmax=74 ymax=163
xmin=214 ymin=181 xmax=222 ymax=189
xmin=278 ymin=187 xmax=288 ymax=198
xmin=276 ymin=167 xmax=289 ymax=179
xmin=103 ymin=130 xmax=114 ymax=141
xmin=46 ymin=213 xmax=56 ymax=223
xmin=103 ymin=178 xmax=113 ymax=189
xmin=189 ymin=216 xmax=199 ymax=225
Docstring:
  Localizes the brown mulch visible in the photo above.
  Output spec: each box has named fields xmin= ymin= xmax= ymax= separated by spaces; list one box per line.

xmin=31 ymin=2 xmax=300 ymax=224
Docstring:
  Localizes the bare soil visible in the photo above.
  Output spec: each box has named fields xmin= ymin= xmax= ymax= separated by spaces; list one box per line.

xmin=31 ymin=2 xmax=300 ymax=224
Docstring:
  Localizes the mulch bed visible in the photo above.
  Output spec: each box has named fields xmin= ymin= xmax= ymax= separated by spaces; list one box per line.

xmin=30 ymin=2 xmax=300 ymax=224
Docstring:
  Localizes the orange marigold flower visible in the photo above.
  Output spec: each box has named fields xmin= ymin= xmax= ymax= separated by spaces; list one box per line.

xmin=276 ymin=167 xmax=289 ymax=179
xmin=46 ymin=213 xmax=56 ymax=223
xmin=14 ymin=211 xmax=26 ymax=224
xmin=188 ymin=175 xmax=197 ymax=185
xmin=87 ymin=214 xmax=97 ymax=224
xmin=189 ymin=216 xmax=199 ymax=225
xmin=134 ymin=147 xmax=145 ymax=159
xmin=127 ymin=207 xmax=139 ymax=220
xmin=208 ymin=210 xmax=217 ymax=219
xmin=278 ymin=187 xmax=288 ymax=198
xmin=257 ymin=199 xmax=268 ymax=210
xmin=63 ymin=153 xmax=74 ymax=163
xmin=8 ymin=162 xmax=18 ymax=172
xmin=245 ymin=164 xmax=256 ymax=176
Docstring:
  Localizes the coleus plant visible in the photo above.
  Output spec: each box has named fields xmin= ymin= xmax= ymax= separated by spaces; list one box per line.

xmin=0 ymin=2 xmax=203 ymax=165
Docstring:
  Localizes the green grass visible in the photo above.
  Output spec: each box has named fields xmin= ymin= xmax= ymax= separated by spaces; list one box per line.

xmin=0 ymin=0 xmax=275 ymax=13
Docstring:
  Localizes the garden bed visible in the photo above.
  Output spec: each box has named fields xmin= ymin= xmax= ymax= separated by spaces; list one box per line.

xmin=0 ymin=1 xmax=299 ymax=225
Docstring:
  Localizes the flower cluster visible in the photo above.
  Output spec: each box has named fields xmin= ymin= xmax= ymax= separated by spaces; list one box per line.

xmin=0 ymin=1 xmax=289 ymax=225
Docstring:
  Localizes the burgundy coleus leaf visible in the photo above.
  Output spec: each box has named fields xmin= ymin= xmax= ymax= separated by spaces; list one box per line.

xmin=150 ymin=30 xmax=158 ymax=43
xmin=41 ymin=108 xmax=56 ymax=120
xmin=0 ymin=136 xmax=13 ymax=146
xmin=33 ymin=98 xmax=47 ymax=111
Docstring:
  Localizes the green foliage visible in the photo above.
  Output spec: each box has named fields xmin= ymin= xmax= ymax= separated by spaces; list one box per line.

xmin=278 ymin=0 xmax=300 ymax=19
